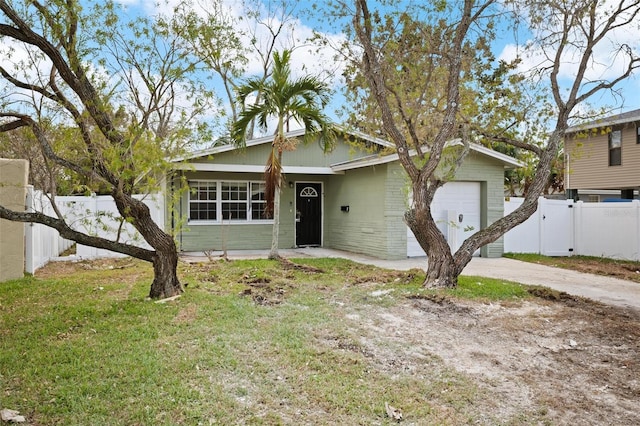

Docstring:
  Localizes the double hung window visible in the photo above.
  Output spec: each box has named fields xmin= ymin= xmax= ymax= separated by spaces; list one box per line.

xmin=250 ymin=182 xmax=267 ymax=220
xmin=188 ymin=180 xmax=268 ymax=223
xmin=189 ymin=181 xmax=217 ymax=221
xmin=221 ymin=182 xmax=248 ymax=220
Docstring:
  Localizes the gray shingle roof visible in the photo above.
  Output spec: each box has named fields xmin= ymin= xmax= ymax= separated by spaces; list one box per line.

xmin=567 ymin=108 xmax=640 ymax=132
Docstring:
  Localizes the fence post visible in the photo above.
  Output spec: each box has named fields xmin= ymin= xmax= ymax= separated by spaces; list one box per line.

xmin=24 ymin=186 xmax=35 ymax=274
xmin=537 ymin=196 xmax=545 ymax=254
xmin=635 ymin=200 xmax=640 ymax=261
xmin=568 ymin=198 xmax=576 ymax=257
xmin=574 ymin=201 xmax=582 ymax=256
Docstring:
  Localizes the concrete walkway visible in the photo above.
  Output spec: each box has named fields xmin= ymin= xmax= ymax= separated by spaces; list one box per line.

xmin=182 ymin=248 xmax=640 ymax=312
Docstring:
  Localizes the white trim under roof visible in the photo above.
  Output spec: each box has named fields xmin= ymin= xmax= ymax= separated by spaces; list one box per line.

xmin=331 ymin=141 xmax=524 ymax=171
xmin=468 ymin=142 xmax=526 ymax=168
xmin=173 ymin=162 xmax=343 ymax=175
xmin=331 ymin=152 xmax=399 ymax=171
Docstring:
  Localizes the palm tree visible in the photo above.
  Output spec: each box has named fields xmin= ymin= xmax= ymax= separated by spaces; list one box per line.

xmin=230 ymin=49 xmax=336 ymax=259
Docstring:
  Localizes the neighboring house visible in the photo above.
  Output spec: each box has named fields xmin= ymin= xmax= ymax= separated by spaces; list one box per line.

xmin=565 ymin=108 xmax=640 ymax=201
xmin=169 ymin=129 xmax=522 ymax=260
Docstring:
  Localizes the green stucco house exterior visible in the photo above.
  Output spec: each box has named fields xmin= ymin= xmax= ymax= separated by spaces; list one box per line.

xmin=169 ymin=129 xmax=521 ymax=260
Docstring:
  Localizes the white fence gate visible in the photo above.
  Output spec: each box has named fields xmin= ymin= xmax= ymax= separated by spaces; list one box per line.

xmin=504 ymin=197 xmax=574 ymax=256
xmin=505 ymin=197 xmax=640 ymax=261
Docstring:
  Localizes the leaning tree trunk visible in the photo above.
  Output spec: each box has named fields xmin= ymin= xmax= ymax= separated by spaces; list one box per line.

xmin=150 ymin=233 xmax=182 ymax=299
xmin=113 ymin=190 xmax=183 ymax=299
xmin=406 ymin=206 xmax=461 ymax=288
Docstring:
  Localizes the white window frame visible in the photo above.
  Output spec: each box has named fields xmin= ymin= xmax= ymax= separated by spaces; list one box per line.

xmin=188 ymin=180 xmax=218 ymax=222
xmin=188 ymin=179 xmax=272 ymax=224
xmin=250 ymin=182 xmax=268 ymax=221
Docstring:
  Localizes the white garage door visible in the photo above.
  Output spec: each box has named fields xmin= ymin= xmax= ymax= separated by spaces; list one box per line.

xmin=407 ymin=181 xmax=481 ymax=257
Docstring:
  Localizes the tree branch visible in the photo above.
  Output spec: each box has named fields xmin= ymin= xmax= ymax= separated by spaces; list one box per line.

xmin=0 ymin=113 xmax=104 ymax=183
xmin=475 ymin=129 xmax=543 ymax=156
xmin=353 ymin=0 xmax=419 ymax=181
xmin=0 ymin=204 xmax=155 ymax=261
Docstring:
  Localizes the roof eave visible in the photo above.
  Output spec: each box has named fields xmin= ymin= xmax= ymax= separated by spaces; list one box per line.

xmin=566 ymin=110 xmax=640 ymax=133
xmin=331 ymin=142 xmax=524 ymax=171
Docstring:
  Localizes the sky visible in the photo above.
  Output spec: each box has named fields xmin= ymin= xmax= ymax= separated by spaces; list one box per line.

xmin=106 ymin=0 xmax=353 ymax=137
xmin=495 ymin=3 xmax=640 ymax=118
xmin=128 ymin=0 xmax=640 ymax=123
xmin=2 ymin=0 xmax=639 ymax=138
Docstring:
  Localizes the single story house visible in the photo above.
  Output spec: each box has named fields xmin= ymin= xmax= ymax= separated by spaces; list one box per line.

xmin=169 ymin=129 xmax=522 ymax=260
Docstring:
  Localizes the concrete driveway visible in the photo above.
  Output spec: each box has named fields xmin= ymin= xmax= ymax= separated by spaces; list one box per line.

xmin=183 ymin=248 xmax=640 ymax=312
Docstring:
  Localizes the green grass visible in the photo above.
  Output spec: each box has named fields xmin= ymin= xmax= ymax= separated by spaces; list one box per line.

xmin=451 ymin=275 xmax=530 ymax=300
xmin=0 ymin=257 xmax=534 ymax=425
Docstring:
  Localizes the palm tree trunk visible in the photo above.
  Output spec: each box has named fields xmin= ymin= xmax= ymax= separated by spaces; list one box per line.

xmin=269 ymin=184 xmax=281 ymax=259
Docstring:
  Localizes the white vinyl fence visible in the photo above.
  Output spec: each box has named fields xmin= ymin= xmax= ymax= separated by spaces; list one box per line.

xmin=573 ymin=201 xmax=640 ymax=260
xmin=24 ymin=188 xmax=75 ymax=273
xmin=25 ymin=189 xmax=165 ymax=273
xmin=504 ymin=197 xmax=640 ymax=261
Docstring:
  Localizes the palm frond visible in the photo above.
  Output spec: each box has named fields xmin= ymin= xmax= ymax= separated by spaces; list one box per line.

xmin=230 ymin=47 xmax=336 ymax=217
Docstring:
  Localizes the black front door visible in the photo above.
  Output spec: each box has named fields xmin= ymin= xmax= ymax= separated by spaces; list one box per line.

xmin=296 ymin=182 xmax=322 ymax=246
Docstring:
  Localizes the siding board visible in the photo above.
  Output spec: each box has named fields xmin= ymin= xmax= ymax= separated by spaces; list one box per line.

xmin=566 ymin=123 xmax=640 ymax=190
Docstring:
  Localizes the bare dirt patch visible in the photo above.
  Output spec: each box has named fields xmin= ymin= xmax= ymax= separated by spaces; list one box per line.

xmin=34 ymin=257 xmax=138 ymax=279
xmin=515 ymin=255 xmax=640 ymax=283
xmin=348 ymin=293 xmax=640 ymax=425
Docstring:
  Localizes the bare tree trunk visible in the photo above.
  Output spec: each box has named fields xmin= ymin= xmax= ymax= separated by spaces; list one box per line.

xmin=425 ymin=250 xmax=459 ymax=288
xmin=405 ymin=206 xmax=461 ymax=288
xmin=150 ymin=240 xmax=182 ymax=299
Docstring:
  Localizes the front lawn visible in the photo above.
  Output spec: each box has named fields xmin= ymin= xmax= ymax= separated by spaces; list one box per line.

xmin=0 ymin=257 xmax=531 ymax=425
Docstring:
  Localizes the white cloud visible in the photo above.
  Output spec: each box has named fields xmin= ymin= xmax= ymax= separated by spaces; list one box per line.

xmin=115 ymin=0 xmax=347 ymax=89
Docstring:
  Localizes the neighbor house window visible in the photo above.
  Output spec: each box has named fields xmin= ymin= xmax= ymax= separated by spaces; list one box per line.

xmin=188 ymin=180 xmax=269 ymax=223
xmin=609 ymin=129 xmax=622 ymax=166
xmin=636 ymin=122 xmax=640 ymax=144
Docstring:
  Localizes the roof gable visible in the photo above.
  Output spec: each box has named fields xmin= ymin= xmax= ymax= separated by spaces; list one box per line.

xmin=173 ymin=127 xmax=394 ymax=163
